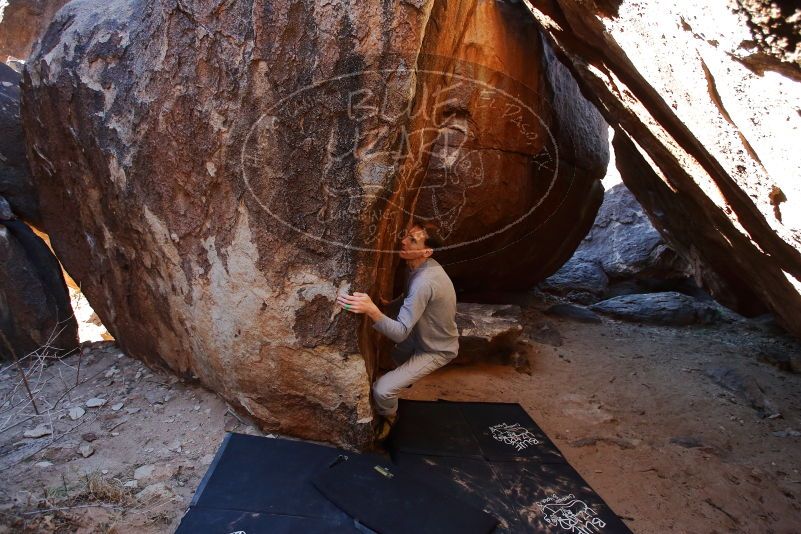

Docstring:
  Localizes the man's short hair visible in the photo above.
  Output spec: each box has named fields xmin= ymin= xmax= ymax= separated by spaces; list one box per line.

xmin=412 ymin=218 xmax=444 ymax=251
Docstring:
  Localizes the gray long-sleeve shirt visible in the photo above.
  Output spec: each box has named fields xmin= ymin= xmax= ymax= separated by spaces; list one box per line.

xmin=372 ymin=258 xmax=459 ymax=358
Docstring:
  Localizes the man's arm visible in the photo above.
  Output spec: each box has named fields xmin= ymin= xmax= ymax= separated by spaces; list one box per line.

xmin=336 ymin=284 xmax=432 ymax=343
xmin=371 ymin=284 xmax=432 ymax=343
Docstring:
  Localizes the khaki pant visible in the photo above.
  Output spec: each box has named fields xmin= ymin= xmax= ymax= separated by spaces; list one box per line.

xmin=372 ymin=341 xmax=451 ymax=416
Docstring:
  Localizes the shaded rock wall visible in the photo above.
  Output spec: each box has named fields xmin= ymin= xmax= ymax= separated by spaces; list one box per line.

xmin=0 ymin=57 xmax=76 ymax=360
xmin=0 ymin=198 xmax=78 ymax=360
xmin=0 ymin=0 xmax=69 ymax=63
xmin=0 ymin=62 xmax=39 ymax=225
xmin=523 ymin=0 xmax=801 ymax=334
xmin=541 ymin=182 xmax=698 ymax=304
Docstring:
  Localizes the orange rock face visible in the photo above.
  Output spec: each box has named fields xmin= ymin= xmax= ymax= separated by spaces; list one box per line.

xmin=0 ymin=0 xmax=69 ymax=63
xmin=369 ymin=0 xmax=607 ymax=301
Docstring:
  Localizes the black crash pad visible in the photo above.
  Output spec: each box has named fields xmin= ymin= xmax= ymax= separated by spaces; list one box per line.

xmin=313 ymin=454 xmax=498 ymax=534
xmin=388 ymin=400 xmax=481 ymax=457
xmin=175 ymin=506 xmax=359 ymax=534
xmin=394 ymin=453 xmax=633 ymax=533
xmin=458 ymin=401 xmax=565 ymax=462
xmin=389 ymin=400 xmax=565 ymax=463
xmin=388 ymin=401 xmax=633 ymax=533
xmin=176 ymin=433 xmax=360 ymax=533
xmin=190 ymin=433 xmax=352 ymax=518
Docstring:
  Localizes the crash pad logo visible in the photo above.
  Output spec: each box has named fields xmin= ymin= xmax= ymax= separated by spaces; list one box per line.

xmin=489 ymin=422 xmax=540 ymax=451
xmin=241 ymin=55 xmax=558 ymax=253
xmin=537 ymin=493 xmax=607 ymax=533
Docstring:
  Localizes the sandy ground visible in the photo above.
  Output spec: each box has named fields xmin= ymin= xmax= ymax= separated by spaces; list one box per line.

xmin=1 ymin=294 xmax=800 ymax=533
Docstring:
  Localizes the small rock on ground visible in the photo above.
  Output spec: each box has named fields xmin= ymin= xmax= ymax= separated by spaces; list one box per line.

xmin=23 ymin=424 xmax=52 ymax=438
xmin=545 ymin=303 xmax=602 ymax=323
xmin=78 ymin=444 xmax=94 ymax=458
xmin=85 ymin=397 xmax=107 ymax=408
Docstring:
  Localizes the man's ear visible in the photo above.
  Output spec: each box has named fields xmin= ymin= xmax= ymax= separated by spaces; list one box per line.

xmin=424 ymin=247 xmax=433 ymax=258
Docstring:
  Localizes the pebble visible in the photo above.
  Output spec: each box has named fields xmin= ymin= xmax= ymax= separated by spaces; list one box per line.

xmin=23 ymin=424 xmax=52 ymax=438
xmin=35 ymin=461 xmax=53 ymax=468
xmin=134 ymin=464 xmax=155 ymax=480
xmin=126 ymin=407 xmax=141 ymax=414
xmin=136 ymin=482 xmax=173 ymax=502
xmin=86 ymin=398 xmax=107 ymax=408
xmin=82 ymin=432 xmax=97 ymax=442
xmin=772 ymin=428 xmax=801 ymax=438
xmin=123 ymin=480 xmax=138 ymax=489
xmin=78 ymin=444 xmax=94 ymax=458
xmin=68 ymin=407 xmax=86 ymax=420
xmin=104 ymin=367 xmax=119 ymax=378
xmin=111 ymin=403 xmax=124 ymax=411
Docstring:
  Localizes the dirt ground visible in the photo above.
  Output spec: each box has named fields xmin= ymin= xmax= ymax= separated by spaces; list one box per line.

xmin=1 ymin=294 xmax=800 ymax=533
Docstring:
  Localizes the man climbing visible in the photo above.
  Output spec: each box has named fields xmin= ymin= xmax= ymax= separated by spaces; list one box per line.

xmin=336 ymin=219 xmax=459 ymax=440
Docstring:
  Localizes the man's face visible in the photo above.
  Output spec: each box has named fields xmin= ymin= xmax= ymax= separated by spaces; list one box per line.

xmin=399 ymin=226 xmax=431 ymax=261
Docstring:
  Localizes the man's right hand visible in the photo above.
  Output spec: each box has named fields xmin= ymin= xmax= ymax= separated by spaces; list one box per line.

xmin=337 ymin=292 xmax=384 ymax=322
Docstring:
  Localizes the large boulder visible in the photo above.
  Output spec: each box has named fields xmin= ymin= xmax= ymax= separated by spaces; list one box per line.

xmin=524 ymin=1 xmax=801 ymax=335
xmin=21 ymin=0 xmax=608 ymax=446
xmin=575 ymin=183 xmax=690 ymax=280
xmin=0 ymin=0 xmax=69 ymax=63
xmin=0 ymin=197 xmax=78 ymax=360
xmin=0 ymin=62 xmax=39 ymax=226
xmin=541 ymin=182 xmax=696 ymax=303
